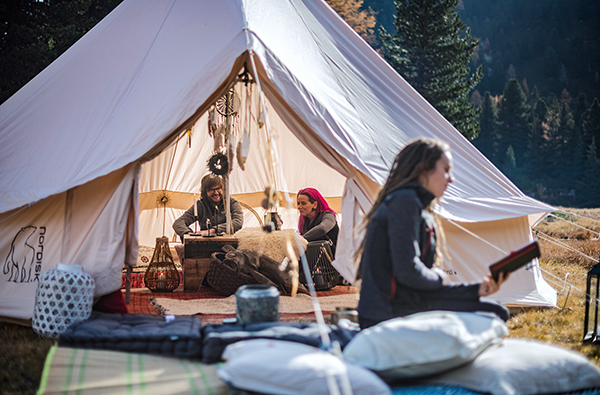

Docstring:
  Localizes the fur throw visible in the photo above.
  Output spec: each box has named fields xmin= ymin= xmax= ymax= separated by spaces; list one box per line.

xmin=235 ymin=227 xmax=307 ymax=264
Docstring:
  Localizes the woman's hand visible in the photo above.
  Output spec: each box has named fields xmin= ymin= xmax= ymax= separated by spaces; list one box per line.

xmin=478 ymin=272 xmax=509 ymax=297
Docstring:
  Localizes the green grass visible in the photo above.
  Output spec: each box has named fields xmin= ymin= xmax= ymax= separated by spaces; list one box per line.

xmin=0 ymin=322 xmax=54 ymax=395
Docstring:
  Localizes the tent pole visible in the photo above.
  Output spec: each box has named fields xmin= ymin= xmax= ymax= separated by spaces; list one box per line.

xmin=225 ymin=91 xmax=232 ymax=234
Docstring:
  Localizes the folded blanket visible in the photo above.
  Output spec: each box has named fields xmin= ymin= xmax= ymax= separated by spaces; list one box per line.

xmin=201 ymin=320 xmax=360 ymax=363
xmin=58 ymin=312 xmax=203 ymax=359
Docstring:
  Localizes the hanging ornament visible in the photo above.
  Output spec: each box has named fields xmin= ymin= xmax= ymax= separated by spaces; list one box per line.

xmin=208 ymin=106 xmax=218 ymax=135
xmin=156 ymin=192 xmax=171 ymax=207
xmin=261 ymin=186 xmax=277 ymax=210
xmin=213 ymin=124 xmax=226 ymax=152
xmin=207 ymin=152 xmax=229 ymax=176
xmin=216 ymin=89 xmax=241 ymax=117
xmin=236 ymin=130 xmax=250 ymax=170
xmin=229 ymin=133 xmax=236 ymax=170
xmin=257 ymin=109 xmax=265 ymax=128
xmin=237 ymin=81 xmax=252 ymax=171
xmin=156 ymin=192 xmax=172 ymax=237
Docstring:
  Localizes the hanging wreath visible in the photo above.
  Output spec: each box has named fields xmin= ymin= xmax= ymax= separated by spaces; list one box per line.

xmin=207 ymin=152 xmax=229 ymax=176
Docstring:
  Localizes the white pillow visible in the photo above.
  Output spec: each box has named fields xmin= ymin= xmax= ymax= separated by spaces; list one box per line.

xmin=343 ymin=311 xmax=508 ymax=381
xmin=422 ymin=338 xmax=600 ymax=395
xmin=219 ymin=339 xmax=391 ymax=395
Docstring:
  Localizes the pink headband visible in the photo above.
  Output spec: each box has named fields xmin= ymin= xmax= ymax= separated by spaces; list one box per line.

xmin=297 ymin=188 xmax=336 ymax=232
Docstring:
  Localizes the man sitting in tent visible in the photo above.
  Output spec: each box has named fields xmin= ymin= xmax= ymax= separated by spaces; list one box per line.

xmin=173 ymin=174 xmax=243 ymax=241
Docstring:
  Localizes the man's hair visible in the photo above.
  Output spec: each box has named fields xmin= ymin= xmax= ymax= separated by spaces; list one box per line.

xmin=200 ymin=174 xmax=224 ymax=202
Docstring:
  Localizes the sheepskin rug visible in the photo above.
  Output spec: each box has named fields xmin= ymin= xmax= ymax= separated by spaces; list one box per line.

xmin=235 ymin=227 xmax=307 ymax=264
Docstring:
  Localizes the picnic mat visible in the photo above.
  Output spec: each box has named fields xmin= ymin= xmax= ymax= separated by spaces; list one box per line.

xmin=38 ymin=345 xmax=229 ymax=395
xmin=150 ymin=293 xmax=360 ymax=316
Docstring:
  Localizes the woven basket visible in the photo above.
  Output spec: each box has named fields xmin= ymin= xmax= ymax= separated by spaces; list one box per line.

xmin=206 ymin=252 xmax=256 ymax=296
xmin=299 ymin=240 xmax=339 ymax=291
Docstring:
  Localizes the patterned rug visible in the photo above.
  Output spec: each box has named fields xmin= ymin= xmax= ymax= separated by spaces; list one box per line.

xmin=150 ymin=293 xmax=359 ymax=316
xmin=123 ymin=286 xmax=358 ymax=325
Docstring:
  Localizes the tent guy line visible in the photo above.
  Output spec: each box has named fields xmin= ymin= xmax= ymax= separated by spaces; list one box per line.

xmin=447 ymin=221 xmax=600 ymax=314
xmin=536 ymin=232 xmax=598 ymax=265
xmin=547 ymin=213 xmax=600 ymax=238
xmin=445 ymin=218 xmax=509 ymax=256
xmin=556 ymin=210 xmax=600 ymax=227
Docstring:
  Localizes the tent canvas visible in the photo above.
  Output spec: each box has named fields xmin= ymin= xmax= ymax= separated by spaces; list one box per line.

xmin=0 ymin=0 xmax=556 ymax=321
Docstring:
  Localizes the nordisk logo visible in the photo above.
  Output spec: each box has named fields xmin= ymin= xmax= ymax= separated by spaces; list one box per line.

xmin=3 ymin=226 xmax=46 ymax=283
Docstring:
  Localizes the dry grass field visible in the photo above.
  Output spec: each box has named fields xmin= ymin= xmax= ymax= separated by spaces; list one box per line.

xmin=508 ymin=207 xmax=600 ymax=367
xmin=1 ymin=207 xmax=600 ymax=394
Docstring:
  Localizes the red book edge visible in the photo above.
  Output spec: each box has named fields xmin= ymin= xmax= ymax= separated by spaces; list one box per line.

xmin=489 ymin=240 xmax=540 ymax=281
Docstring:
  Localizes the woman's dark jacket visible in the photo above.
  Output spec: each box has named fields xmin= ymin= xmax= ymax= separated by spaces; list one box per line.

xmin=357 ymin=183 xmax=479 ymax=324
xmin=173 ymin=197 xmax=243 ymax=239
xmin=300 ymin=210 xmax=339 ymax=256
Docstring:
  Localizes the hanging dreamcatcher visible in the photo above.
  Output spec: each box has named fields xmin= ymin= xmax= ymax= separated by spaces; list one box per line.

xmin=215 ymin=89 xmax=241 ymax=117
xmin=207 ymin=88 xmax=241 ymax=176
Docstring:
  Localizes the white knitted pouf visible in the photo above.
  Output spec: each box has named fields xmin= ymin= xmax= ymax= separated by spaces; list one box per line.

xmin=32 ymin=263 xmax=95 ymax=338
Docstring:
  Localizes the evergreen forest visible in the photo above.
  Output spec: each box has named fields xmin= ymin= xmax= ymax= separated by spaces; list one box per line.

xmin=2 ymin=0 xmax=600 ymax=207
xmin=364 ymin=0 xmax=600 ymax=207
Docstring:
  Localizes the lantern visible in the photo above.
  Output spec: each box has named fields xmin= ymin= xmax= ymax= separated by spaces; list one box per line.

xmin=583 ymin=262 xmax=600 ymax=342
xmin=144 ymin=237 xmax=180 ymax=292
xmin=32 ymin=263 xmax=95 ymax=338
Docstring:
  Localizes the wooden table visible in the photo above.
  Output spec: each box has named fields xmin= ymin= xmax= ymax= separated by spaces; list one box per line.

xmin=182 ymin=234 xmax=238 ymax=292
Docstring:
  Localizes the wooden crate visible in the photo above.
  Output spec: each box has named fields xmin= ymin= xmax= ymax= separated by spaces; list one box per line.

xmin=182 ymin=235 xmax=238 ymax=292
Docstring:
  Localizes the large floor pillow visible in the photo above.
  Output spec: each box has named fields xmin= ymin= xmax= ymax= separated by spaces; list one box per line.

xmin=343 ymin=311 xmax=508 ymax=381
xmin=218 ymin=339 xmax=392 ymax=395
xmin=421 ymin=338 xmax=600 ymax=395
xmin=58 ymin=312 xmax=203 ymax=359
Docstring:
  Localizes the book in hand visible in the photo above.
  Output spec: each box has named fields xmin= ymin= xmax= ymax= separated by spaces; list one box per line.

xmin=489 ymin=240 xmax=540 ymax=281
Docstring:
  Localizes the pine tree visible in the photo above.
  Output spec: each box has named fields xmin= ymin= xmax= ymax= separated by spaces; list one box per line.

xmin=579 ymin=137 xmax=600 ymax=207
xmin=572 ymin=93 xmax=588 ymax=138
xmin=380 ymin=0 xmax=482 ymax=139
xmin=502 ymin=145 xmax=517 ymax=178
xmin=0 ymin=0 xmax=123 ymax=104
xmin=543 ymin=104 xmax=562 ymax=182
xmin=530 ymin=86 xmax=541 ymax=107
xmin=473 ymin=91 xmax=497 ymax=162
xmin=528 ymin=99 xmax=548 ymax=176
xmin=582 ymin=98 xmax=600 ymax=158
xmin=558 ymin=100 xmax=580 ymax=194
xmin=496 ymin=79 xmax=530 ymax=166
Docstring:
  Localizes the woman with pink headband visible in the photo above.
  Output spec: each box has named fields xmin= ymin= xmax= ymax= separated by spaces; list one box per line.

xmin=297 ymin=188 xmax=339 ymax=256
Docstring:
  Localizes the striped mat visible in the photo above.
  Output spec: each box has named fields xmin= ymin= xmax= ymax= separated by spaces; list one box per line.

xmin=38 ymin=345 xmax=229 ymax=395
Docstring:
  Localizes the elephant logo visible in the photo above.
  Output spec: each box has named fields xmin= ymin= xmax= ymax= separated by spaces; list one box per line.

xmin=3 ymin=226 xmax=37 ymax=283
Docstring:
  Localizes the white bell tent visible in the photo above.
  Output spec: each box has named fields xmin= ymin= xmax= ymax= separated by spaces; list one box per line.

xmin=0 ymin=0 xmax=556 ymax=321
